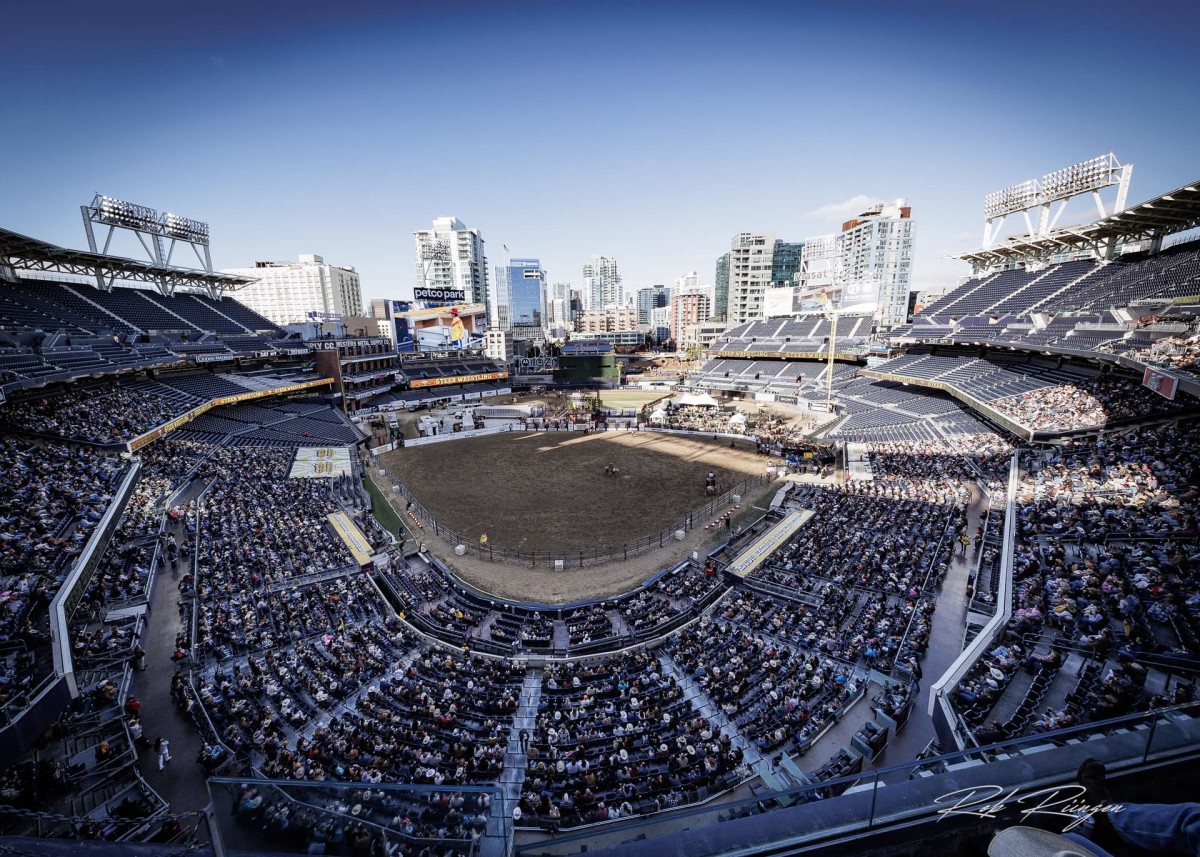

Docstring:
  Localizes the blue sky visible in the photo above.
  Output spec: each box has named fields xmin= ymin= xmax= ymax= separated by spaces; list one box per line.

xmin=3 ymin=0 xmax=1198 ymax=303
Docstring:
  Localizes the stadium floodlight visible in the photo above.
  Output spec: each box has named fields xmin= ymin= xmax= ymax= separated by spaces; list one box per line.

xmin=1039 ymin=152 xmax=1122 ymax=204
xmin=94 ymin=194 xmax=160 ymax=232
xmin=984 ymin=180 xmax=1039 ymax=220
xmin=162 ymin=212 xmax=210 ymax=246
xmin=82 ymin=193 xmax=215 ymax=291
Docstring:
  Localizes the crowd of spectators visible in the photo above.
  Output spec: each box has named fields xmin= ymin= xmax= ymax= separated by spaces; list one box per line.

xmin=0 ymin=440 xmax=126 ymax=573
xmin=992 ymin=375 xmax=1188 ymax=432
xmin=195 ymin=446 xmax=353 ymax=596
xmin=957 ymin=421 xmax=1200 ymax=741
xmin=520 ymin=651 xmax=743 ymax=828
xmin=0 ymin=385 xmax=190 ymax=443
xmin=669 ymin=618 xmax=860 ymax=754
xmin=309 ymin=646 xmax=522 ymax=786
xmin=0 ymin=441 xmax=126 ymax=710
xmin=1115 ymin=334 xmax=1200 ymax=376
xmin=649 ymin=404 xmax=744 ymax=435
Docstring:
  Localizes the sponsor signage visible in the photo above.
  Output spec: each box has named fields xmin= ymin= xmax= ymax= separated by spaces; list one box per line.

xmin=414 ymin=288 xmax=466 ymax=302
xmin=727 ymin=510 xmax=814 ymax=578
xmin=310 ymin=338 xmax=387 ymax=351
xmin=327 ymin=511 xmax=374 ymax=566
xmin=290 ymin=447 xmax=353 ymax=478
xmin=195 ymin=353 xmax=233 ymax=363
xmin=408 ymin=371 xmax=509 ymax=389
xmin=1142 ymin=367 xmax=1179 ymax=400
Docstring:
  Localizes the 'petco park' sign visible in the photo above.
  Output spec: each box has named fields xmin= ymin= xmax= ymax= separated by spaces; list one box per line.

xmin=414 ymin=288 xmax=466 ymax=302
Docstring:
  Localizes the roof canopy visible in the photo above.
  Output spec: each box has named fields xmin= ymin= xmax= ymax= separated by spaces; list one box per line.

xmin=954 ymin=179 xmax=1200 ymax=269
xmin=0 ymin=226 xmax=255 ymax=297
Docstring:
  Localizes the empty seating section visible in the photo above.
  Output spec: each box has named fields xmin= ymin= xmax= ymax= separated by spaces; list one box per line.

xmin=904 ymin=242 xmax=1200 ymax=358
xmin=149 ymin=293 xmax=247 ymax=334
xmin=989 ymin=260 xmax=1096 ymax=314
xmin=73 ymin=287 xmax=198 ymax=332
xmin=192 ymin=293 xmax=281 ymax=333
xmin=717 ymin=315 xmax=874 ymax=354
xmin=156 ymin=372 xmax=253 ymax=399
xmin=941 ymin=268 xmax=1038 ymax=316
xmin=0 ymin=279 xmax=294 ymax=395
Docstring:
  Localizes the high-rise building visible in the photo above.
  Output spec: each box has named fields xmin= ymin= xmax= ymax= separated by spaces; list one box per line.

xmin=368 ymin=298 xmax=391 ymax=320
xmin=727 ymin=233 xmax=774 ymax=326
xmin=670 ymin=292 xmax=711 ymax=343
xmin=412 ymin=216 xmax=489 ymax=308
xmin=714 ymin=253 xmax=729 ymax=321
xmin=220 ymin=254 xmax=362 ymax=326
xmin=839 ymin=199 xmax=915 ymax=329
xmin=636 ymin=286 xmax=672 ymax=329
xmin=771 ymin=241 xmax=805 ymax=287
xmin=582 ymin=255 xmax=621 ymax=309
xmin=543 ymin=282 xmax=571 ymax=328
xmin=649 ymin=304 xmax=671 ymax=344
xmin=492 ymin=258 xmax=545 ymax=332
xmin=795 ymin=200 xmax=916 ymax=329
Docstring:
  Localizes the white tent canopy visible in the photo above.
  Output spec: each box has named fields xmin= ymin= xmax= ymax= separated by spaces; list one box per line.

xmin=649 ymin=408 xmax=668 ymax=423
xmin=672 ymin=392 xmax=720 ymax=408
xmin=728 ymin=412 xmax=747 ymax=425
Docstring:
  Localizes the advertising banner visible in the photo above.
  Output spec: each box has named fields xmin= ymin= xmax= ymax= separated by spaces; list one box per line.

xmin=289 ymin=447 xmax=353 ymax=478
xmin=327 ymin=511 xmax=374 ymax=566
xmin=414 ymin=288 xmax=465 ymax=302
xmin=1142 ymin=367 xmax=1179 ymax=400
xmin=726 ymin=510 xmax=814 ymax=578
xmin=408 ymin=371 xmax=509 ymax=389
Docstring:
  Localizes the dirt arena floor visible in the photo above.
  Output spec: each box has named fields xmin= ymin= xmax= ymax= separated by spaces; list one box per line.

xmin=377 ymin=430 xmax=766 ymax=552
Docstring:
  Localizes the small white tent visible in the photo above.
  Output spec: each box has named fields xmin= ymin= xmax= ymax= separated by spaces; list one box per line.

xmin=672 ymin=392 xmax=720 ymax=408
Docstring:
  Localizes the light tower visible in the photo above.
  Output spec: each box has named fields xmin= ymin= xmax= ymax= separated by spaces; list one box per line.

xmin=982 ymin=152 xmax=1133 ymax=252
xmin=80 ymin=194 xmax=212 ymax=296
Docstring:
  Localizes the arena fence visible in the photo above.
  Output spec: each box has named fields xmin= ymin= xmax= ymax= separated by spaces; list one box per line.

xmin=373 ymin=464 xmax=777 ymax=569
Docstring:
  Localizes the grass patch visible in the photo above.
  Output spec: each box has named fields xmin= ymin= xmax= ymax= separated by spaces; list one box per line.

xmin=363 ymin=473 xmax=404 ymax=536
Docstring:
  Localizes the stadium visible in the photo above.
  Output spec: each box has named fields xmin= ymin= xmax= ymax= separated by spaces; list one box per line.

xmin=0 ymin=148 xmax=1197 ymax=857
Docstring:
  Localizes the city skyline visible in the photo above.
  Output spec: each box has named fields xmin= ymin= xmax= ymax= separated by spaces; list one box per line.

xmin=2 ymin=0 xmax=1198 ymax=305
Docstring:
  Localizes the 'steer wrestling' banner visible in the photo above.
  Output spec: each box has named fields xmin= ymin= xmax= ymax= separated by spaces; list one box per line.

xmin=327 ymin=511 xmax=374 ymax=566
xmin=726 ymin=510 xmax=814 ymax=579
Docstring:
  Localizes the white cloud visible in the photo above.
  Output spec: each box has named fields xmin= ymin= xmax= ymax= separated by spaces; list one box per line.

xmin=806 ymin=194 xmax=882 ymax=222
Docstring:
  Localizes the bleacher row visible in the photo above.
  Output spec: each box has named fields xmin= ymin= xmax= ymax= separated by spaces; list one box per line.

xmin=889 ymin=241 xmax=1200 ymax=363
xmin=711 ymin=315 xmax=875 ymax=354
xmin=689 ymin=358 xmax=857 ymax=399
xmin=0 ymin=278 xmax=280 ymax=337
xmin=383 ymin=556 xmax=728 ymax=657
xmin=952 ymin=422 xmax=1200 ymax=748
xmin=913 ymin=241 xmax=1200 ymax=320
xmin=0 ymin=278 xmax=289 ymax=391
xmin=866 ymin=347 xmax=1193 ymax=432
xmin=0 ymin=370 xmax=347 ymax=446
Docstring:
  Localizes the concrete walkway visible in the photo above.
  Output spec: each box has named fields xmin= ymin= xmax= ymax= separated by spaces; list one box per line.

xmin=128 ymin=479 xmax=212 ymax=821
xmin=483 ymin=667 xmax=544 ymax=857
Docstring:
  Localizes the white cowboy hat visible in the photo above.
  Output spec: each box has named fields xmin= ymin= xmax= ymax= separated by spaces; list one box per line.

xmin=988 ymin=826 xmax=1105 ymax=857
